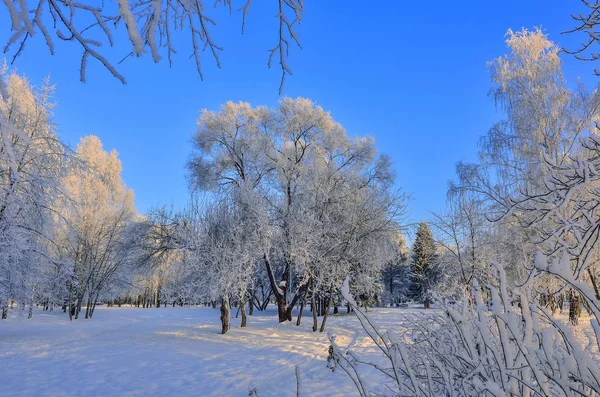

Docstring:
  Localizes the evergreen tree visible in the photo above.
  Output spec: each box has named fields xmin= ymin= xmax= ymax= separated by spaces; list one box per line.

xmin=411 ymin=222 xmax=436 ymax=309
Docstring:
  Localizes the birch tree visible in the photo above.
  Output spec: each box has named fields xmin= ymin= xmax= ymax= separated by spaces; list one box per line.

xmin=0 ymin=69 xmax=67 ymax=319
xmin=57 ymin=135 xmax=135 ymax=319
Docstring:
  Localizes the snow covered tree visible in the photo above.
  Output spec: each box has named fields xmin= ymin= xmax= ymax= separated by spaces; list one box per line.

xmin=431 ymin=192 xmax=498 ymax=298
xmin=453 ymin=28 xmax=597 ymax=217
xmin=0 ymin=68 xmax=67 ymax=319
xmin=381 ymin=233 xmax=409 ymax=306
xmin=451 ymin=28 xmax=600 ymax=322
xmin=189 ymin=97 xmax=406 ymax=324
xmin=410 ymin=221 xmax=436 ymax=308
xmin=57 ymin=135 xmax=136 ymax=319
xmin=195 ymin=190 xmax=264 ymax=333
xmin=2 ymin=0 xmax=304 ymax=90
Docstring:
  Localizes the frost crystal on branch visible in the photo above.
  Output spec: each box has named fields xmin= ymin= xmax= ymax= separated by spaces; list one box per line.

xmin=2 ymin=0 xmax=304 ymax=88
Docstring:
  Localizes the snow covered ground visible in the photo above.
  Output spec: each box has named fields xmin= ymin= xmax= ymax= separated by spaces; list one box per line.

xmin=0 ymin=306 xmax=424 ymax=397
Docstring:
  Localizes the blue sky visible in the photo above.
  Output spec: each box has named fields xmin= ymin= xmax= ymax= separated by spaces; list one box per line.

xmin=1 ymin=1 xmax=597 ymax=226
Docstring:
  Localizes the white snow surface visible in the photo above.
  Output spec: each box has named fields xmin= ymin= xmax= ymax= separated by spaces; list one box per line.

xmin=0 ymin=306 xmax=421 ymax=397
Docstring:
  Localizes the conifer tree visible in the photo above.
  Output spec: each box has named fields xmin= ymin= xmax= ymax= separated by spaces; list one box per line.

xmin=411 ymin=221 xmax=436 ymax=309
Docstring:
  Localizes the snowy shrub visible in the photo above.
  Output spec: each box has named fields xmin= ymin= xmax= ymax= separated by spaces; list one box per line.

xmin=330 ymin=267 xmax=600 ymax=397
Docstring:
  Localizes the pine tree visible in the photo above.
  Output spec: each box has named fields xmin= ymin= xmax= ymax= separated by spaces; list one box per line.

xmin=411 ymin=222 xmax=436 ymax=309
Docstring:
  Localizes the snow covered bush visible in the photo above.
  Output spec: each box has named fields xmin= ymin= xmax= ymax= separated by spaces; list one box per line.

xmin=330 ymin=268 xmax=600 ymax=397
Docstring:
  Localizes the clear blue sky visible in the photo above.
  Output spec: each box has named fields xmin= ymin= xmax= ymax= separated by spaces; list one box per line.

xmin=1 ymin=1 xmax=596 ymax=225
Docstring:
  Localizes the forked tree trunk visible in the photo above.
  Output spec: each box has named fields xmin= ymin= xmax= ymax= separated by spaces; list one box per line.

xmin=263 ymin=254 xmax=306 ymax=322
xmin=319 ymin=288 xmax=334 ymax=332
xmin=220 ymin=295 xmax=231 ymax=334
xmin=85 ymin=297 xmax=91 ymax=319
xmin=296 ymin=279 xmax=311 ymax=326
xmin=277 ymin=298 xmax=289 ymax=322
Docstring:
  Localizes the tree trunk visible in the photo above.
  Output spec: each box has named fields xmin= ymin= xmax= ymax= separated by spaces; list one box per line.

xmin=90 ymin=292 xmax=100 ymax=317
xmin=248 ymin=291 xmax=254 ymax=316
xmin=424 ymin=295 xmax=430 ymax=309
xmin=85 ymin=297 xmax=91 ymax=319
xmin=74 ymin=296 xmax=82 ymax=320
xmin=316 ymin=295 xmax=320 ymax=317
xmin=319 ymin=288 xmax=334 ymax=332
xmin=240 ymin=295 xmax=247 ymax=328
xmin=296 ymin=279 xmax=311 ymax=326
xmin=220 ymin=295 xmax=231 ymax=334
xmin=311 ymin=285 xmax=318 ymax=332
xmin=27 ymin=287 xmax=35 ymax=319
xmin=263 ymin=253 xmax=307 ymax=322
xmin=569 ymin=289 xmax=581 ymax=326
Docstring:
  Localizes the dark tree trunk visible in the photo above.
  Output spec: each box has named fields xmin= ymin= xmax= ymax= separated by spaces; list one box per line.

xmin=263 ymin=253 xmax=306 ymax=322
xmin=68 ymin=286 xmax=74 ymax=321
xmin=90 ymin=292 xmax=100 ymax=317
xmin=296 ymin=279 xmax=311 ymax=326
xmin=74 ymin=295 xmax=82 ymax=320
xmin=424 ymin=296 xmax=430 ymax=309
xmin=85 ymin=297 xmax=91 ymax=319
xmin=220 ymin=295 xmax=231 ymax=334
xmin=319 ymin=288 xmax=334 ymax=332
xmin=248 ymin=291 xmax=254 ymax=316
xmin=316 ymin=295 xmax=320 ymax=317
xmin=240 ymin=296 xmax=247 ymax=328
xmin=277 ymin=298 xmax=291 ymax=322
xmin=569 ymin=289 xmax=581 ymax=326
xmin=311 ymin=285 xmax=318 ymax=332
xmin=1 ymin=306 xmax=7 ymax=319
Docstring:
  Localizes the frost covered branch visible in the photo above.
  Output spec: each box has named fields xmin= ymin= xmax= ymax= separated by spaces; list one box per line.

xmin=564 ymin=0 xmax=600 ymax=75
xmin=2 ymin=0 xmax=304 ymax=88
xmin=331 ymin=269 xmax=600 ymax=396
